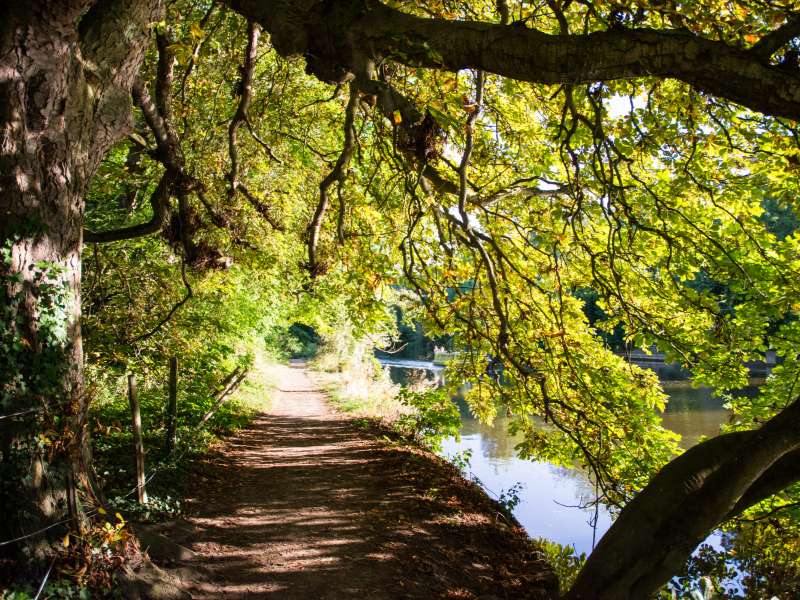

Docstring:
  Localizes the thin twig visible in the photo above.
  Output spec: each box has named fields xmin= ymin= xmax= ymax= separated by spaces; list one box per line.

xmin=129 ymin=260 xmax=193 ymax=343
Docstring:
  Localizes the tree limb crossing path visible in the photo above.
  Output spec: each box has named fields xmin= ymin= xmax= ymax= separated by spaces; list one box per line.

xmin=165 ymin=361 xmax=556 ymax=599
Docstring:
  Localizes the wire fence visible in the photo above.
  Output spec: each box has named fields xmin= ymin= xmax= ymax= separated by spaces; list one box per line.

xmin=32 ymin=557 xmax=55 ymax=600
xmin=0 ymin=407 xmax=42 ymax=421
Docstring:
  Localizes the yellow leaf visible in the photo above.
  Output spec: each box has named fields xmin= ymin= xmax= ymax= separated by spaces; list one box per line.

xmin=392 ymin=110 xmax=402 ymax=125
xmin=63 ymin=534 xmax=70 ymax=547
xmin=98 ymin=507 xmax=107 ymax=515
xmin=116 ymin=512 xmax=124 ymax=522
xmin=190 ymin=22 xmax=204 ymax=40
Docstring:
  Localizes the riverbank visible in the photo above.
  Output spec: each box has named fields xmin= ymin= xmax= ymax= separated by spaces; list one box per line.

xmin=147 ymin=362 xmax=557 ymax=599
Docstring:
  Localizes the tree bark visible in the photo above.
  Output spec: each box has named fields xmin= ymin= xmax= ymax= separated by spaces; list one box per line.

xmin=0 ymin=0 xmax=162 ymax=554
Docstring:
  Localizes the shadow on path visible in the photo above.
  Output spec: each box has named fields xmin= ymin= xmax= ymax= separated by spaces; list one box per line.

xmin=170 ymin=363 xmax=556 ymax=599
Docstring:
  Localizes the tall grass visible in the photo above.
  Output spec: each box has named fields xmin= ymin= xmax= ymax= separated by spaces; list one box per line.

xmin=309 ymin=325 xmax=426 ymax=422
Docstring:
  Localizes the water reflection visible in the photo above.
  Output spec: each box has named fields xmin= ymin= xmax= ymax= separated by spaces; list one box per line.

xmin=661 ymin=384 xmax=757 ymax=448
xmin=661 ymin=386 xmax=729 ymax=448
xmin=384 ymin=361 xmax=757 ymax=556
xmin=441 ymin=397 xmax=614 ymax=555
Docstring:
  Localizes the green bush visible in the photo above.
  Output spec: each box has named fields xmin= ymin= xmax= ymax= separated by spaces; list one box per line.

xmin=396 ymin=387 xmax=461 ymax=452
xmin=534 ymin=538 xmax=586 ymax=592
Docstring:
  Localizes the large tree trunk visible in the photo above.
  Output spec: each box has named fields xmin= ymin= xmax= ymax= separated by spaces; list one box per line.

xmin=0 ymin=0 xmax=161 ymax=556
xmin=564 ymin=398 xmax=800 ymax=599
xmin=1 ymin=1 xmax=90 ymax=554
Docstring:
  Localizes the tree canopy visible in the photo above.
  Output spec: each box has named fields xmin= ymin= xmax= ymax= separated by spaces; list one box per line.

xmin=3 ymin=0 xmax=800 ymax=598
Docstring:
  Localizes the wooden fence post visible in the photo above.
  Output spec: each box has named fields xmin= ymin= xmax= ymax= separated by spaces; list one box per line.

xmin=128 ymin=374 xmax=148 ymax=504
xmin=165 ymin=357 xmax=178 ymax=455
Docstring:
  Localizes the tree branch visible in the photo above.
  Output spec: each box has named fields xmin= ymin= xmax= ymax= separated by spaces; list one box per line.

xmin=129 ymin=258 xmax=193 ymax=343
xmin=566 ymin=396 xmax=800 ymax=599
xmin=83 ymin=72 xmax=187 ymax=245
xmin=356 ymin=75 xmax=568 ymax=207
xmin=726 ymin=447 xmax=800 ymax=519
xmin=305 ymin=84 xmax=359 ymax=277
xmin=239 ymin=184 xmax=285 ymax=231
xmin=83 ymin=173 xmax=172 ymax=244
xmin=245 ymin=117 xmax=282 ymax=163
xmin=133 ymin=77 xmax=183 ymax=173
xmin=155 ymin=31 xmax=177 ymax=125
xmin=751 ymin=14 xmax=800 ymax=59
xmin=226 ymin=0 xmax=800 ymax=121
xmin=354 ymin=77 xmax=459 ymax=195
xmin=77 ymin=0 xmax=165 ymax=157
xmin=223 ymin=22 xmax=285 ymax=232
xmin=228 ymin=21 xmax=262 ymax=195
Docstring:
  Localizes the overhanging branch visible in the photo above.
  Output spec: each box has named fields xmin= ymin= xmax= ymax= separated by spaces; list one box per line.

xmin=226 ymin=21 xmax=285 ymax=231
xmin=566 ymin=396 xmax=800 ymax=599
xmin=305 ymin=84 xmax=359 ymax=278
xmin=228 ymin=21 xmax=262 ymax=195
xmin=226 ymin=0 xmax=800 ymax=121
xmin=84 ymin=173 xmax=172 ymax=244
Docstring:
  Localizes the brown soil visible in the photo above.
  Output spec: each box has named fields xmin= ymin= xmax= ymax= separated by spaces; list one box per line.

xmin=164 ymin=362 xmax=558 ymax=599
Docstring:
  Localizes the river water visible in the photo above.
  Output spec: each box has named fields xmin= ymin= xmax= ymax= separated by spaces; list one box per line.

xmin=383 ymin=360 xmax=755 ymax=557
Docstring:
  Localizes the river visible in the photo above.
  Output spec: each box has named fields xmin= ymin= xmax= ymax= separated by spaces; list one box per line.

xmin=382 ymin=360 xmax=757 ymax=557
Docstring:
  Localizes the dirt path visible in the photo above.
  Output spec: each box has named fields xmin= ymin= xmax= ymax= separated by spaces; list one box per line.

xmin=171 ymin=362 xmax=557 ymax=599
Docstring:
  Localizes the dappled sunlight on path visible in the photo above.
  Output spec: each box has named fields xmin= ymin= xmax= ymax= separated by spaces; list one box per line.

xmin=176 ymin=361 xmax=557 ymax=599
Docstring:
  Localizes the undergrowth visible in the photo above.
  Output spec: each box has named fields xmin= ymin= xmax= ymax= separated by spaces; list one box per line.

xmin=0 ymin=350 xmax=279 ymax=600
xmin=89 ymin=348 xmax=279 ymax=518
xmin=310 ymin=330 xmax=409 ymax=422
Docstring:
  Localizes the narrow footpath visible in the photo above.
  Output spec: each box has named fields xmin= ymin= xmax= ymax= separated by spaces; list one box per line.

xmin=165 ymin=362 xmax=557 ymax=599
